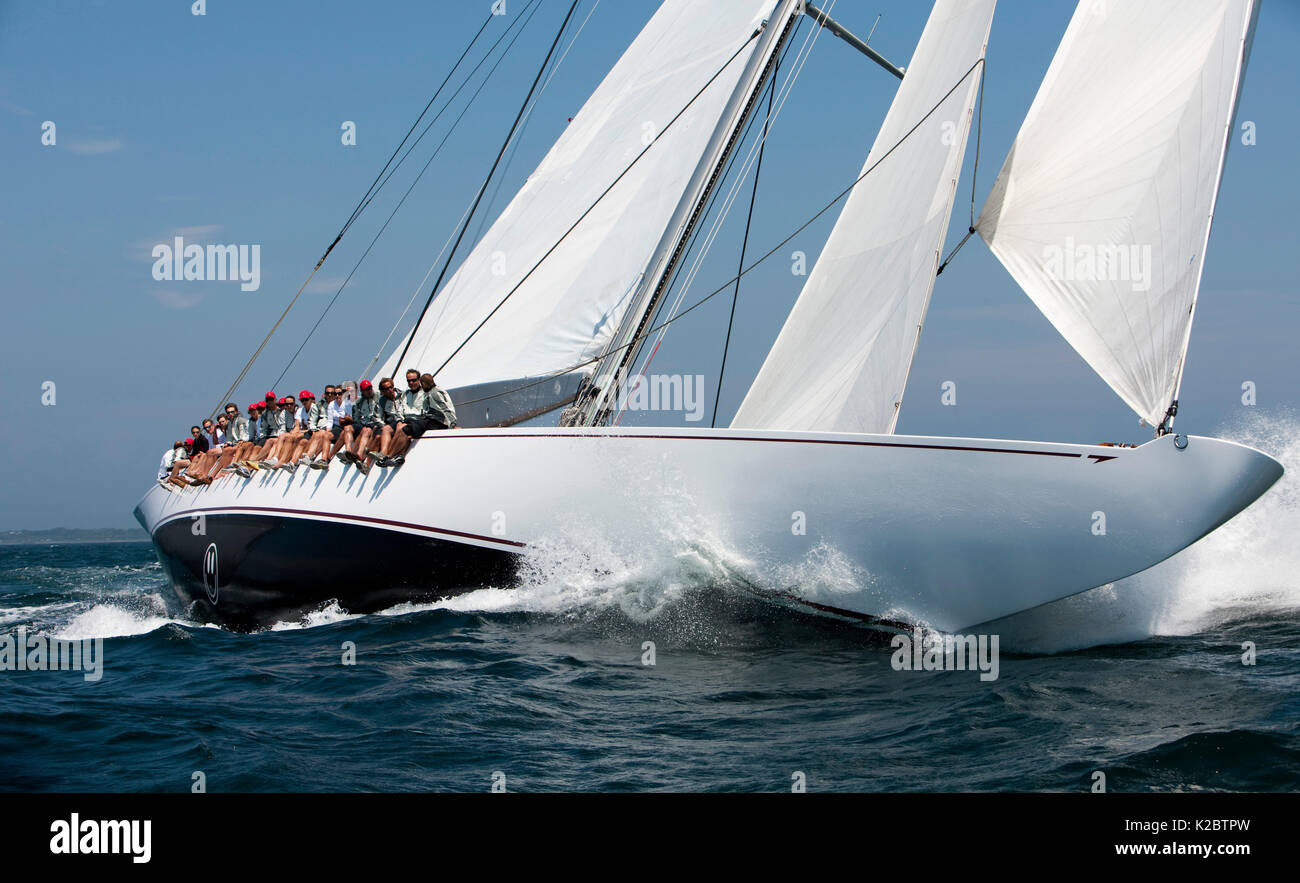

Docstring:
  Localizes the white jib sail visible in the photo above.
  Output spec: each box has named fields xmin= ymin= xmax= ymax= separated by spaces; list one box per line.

xmin=731 ymin=0 xmax=996 ymax=435
xmin=977 ymin=0 xmax=1259 ymax=427
xmin=378 ymin=0 xmax=779 ymax=394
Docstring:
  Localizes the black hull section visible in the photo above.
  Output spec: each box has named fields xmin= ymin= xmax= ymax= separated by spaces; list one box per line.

xmin=150 ymin=513 xmax=521 ymax=631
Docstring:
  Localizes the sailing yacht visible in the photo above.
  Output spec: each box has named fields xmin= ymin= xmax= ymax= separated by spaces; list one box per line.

xmin=135 ymin=0 xmax=1282 ymax=632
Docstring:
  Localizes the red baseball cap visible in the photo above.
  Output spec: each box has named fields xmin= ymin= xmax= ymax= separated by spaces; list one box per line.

xmin=359 ymin=379 xmax=372 ymax=390
xmin=277 ymin=397 xmax=287 ymax=405
xmin=256 ymin=402 xmax=267 ymax=410
xmin=183 ymin=438 xmax=194 ymax=446
xmin=300 ymin=390 xmax=314 ymax=399
xmin=265 ymin=392 xmax=276 ymax=400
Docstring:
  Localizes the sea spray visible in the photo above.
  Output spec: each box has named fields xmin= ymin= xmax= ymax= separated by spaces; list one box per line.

xmin=990 ymin=409 xmax=1300 ymax=653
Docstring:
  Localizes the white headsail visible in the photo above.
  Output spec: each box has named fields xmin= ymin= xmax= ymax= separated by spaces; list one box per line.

xmin=378 ymin=0 xmax=779 ymax=406
xmin=731 ymin=0 xmax=995 ymax=434
xmin=977 ymin=0 xmax=1259 ymax=428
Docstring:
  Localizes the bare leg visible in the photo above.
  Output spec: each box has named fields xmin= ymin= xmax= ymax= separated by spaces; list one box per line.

xmin=259 ymin=436 xmax=284 ymax=464
xmin=169 ymin=458 xmax=192 ymax=485
xmin=352 ymin=427 xmax=374 ymax=459
xmin=387 ymin=429 xmax=412 ymax=459
xmin=207 ymin=447 xmax=239 ymax=477
xmin=329 ymin=426 xmax=354 ymax=461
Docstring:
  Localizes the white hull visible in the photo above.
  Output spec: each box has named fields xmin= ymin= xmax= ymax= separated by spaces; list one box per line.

xmin=134 ymin=428 xmax=1283 ymax=631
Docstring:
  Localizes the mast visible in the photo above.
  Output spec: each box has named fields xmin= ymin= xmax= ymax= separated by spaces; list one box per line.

xmin=567 ymin=0 xmax=804 ymax=427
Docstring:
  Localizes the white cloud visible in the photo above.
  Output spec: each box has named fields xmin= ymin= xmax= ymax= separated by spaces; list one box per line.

xmin=66 ymin=137 xmax=125 ymax=155
xmin=131 ymin=225 xmax=224 ymax=262
xmin=149 ymin=289 xmax=203 ymax=310
xmin=304 ymin=275 xmax=347 ymax=294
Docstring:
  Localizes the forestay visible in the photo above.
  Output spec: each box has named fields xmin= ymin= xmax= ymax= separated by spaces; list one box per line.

xmin=977 ymin=0 xmax=1259 ymax=428
xmin=732 ymin=0 xmax=995 ymax=434
xmin=379 ymin=0 xmax=780 ymax=402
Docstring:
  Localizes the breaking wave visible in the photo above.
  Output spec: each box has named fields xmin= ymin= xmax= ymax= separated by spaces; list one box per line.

xmin=990 ymin=410 xmax=1300 ymax=652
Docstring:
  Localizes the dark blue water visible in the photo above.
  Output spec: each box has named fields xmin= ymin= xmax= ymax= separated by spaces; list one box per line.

xmin=1 ymin=531 xmax=1297 ymax=792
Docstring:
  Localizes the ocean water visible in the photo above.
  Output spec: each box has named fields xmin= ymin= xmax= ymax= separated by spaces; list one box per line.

xmin=2 ymin=413 xmax=1298 ymax=793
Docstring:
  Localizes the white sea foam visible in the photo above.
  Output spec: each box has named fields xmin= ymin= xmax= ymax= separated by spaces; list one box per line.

xmin=52 ymin=592 xmax=204 ymax=640
xmin=991 ymin=411 xmax=1300 ymax=653
xmin=268 ymin=600 xmax=360 ymax=631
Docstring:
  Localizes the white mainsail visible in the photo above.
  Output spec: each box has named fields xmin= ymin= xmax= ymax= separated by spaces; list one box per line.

xmin=731 ymin=0 xmax=995 ymax=434
xmin=378 ymin=0 xmax=779 ymax=399
xmin=977 ymin=0 xmax=1259 ymax=428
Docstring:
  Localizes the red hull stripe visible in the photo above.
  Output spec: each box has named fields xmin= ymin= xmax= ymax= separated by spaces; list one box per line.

xmin=155 ymin=505 xmax=526 ymax=549
xmin=421 ymin=431 xmax=1104 ymax=460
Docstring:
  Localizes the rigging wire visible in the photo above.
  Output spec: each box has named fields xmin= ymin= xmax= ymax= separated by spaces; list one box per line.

xmin=272 ymin=0 xmax=546 ymax=390
xmin=360 ymin=0 xmax=564 ymax=382
xmin=616 ymin=5 xmax=828 ymax=424
xmin=608 ymin=77 xmax=776 ymax=427
xmin=393 ymin=0 xmax=582 ymax=372
xmin=451 ymin=59 xmax=990 ymax=413
xmin=937 ymin=58 xmax=987 ymax=276
xmin=712 ymin=53 xmax=778 ymax=428
xmin=425 ymin=29 xmax=766 ymax=380
xmin=205 ymin=8 xmax=499 ymax=418
xmin=338 ymin=13 xmax=497 ymax=241
xmin=416 ymin=0 xmax=598 ymax=363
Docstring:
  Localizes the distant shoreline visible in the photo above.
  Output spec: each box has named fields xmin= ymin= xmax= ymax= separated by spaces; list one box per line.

xmin=0 ymin=529 xmax=149 ymax=546
xmin=0 ymin=538 xmax=150 ymax=546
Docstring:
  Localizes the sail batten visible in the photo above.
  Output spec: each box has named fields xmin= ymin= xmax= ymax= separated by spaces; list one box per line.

xmin=977 ymin=0 xmax=1259 ymax=428
xmin=731 ymin=0 xmax=996 ymax=435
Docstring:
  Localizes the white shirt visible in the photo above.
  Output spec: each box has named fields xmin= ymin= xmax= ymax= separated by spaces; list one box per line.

xmin=327 ymin=398 xmax=353 ymax=428
xmin=158 ymin=448 xmax=181 ymax=480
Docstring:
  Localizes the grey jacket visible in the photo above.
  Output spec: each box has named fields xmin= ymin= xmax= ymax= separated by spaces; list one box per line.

xmin=397 ymin=388 xmax=426 ymax=420
xmin=304 ymin=402 xmax=331 ymax=432
xmin=353 ymin=393 xmax=385 ymax=428
xmin=227 ymin=414 xmax=252 ymax=444
xmin=260 ymin=408 xmax=286 ymax=437
xmin=422 ymin=386 xmax=458 ymax=428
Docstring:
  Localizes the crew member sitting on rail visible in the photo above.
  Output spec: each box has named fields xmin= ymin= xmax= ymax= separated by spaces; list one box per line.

xmin=177 ymin=425 xmax=211 ymax=484
xmin=272 ymin=394 xmax=304 ymax=472
xmin=331 ymin=379 xmax=385 ymax=473
xmin=158 ymin=441 xmax=188 ymax=487
xmin=420 ymin=373 xmax=458 ymax=430
xmin=241 ymin=402 xmax=268 ymax=470
xmin=299 ymin=390 xmax=335 ymax=469
xmin=377 ymin=371 xmax=458 ymax=468
xmin=168 ymin=437 xmax=196 ymax=484
xmin=364 ymin=377 xmax=401 ymax=468
xmin=278 ymin=389 xmax=318 ymax=469
xmin=212 ymin=403 xmax=254 ymax=478
xmin=256 ymin=394 xmax=289 ymax=468
xmin=375 ymin=369 xmax=425 ymax=467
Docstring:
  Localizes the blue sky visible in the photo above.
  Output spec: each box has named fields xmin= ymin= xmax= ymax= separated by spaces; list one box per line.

xmin=1 ymin=0 xmax=1297 ymax=529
